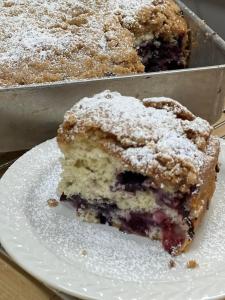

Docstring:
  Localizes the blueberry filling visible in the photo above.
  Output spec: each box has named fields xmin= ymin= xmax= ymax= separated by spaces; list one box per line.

xmin=156 ymin=189 xmax=184 ymax=209
xmin=136 ymin=36 xmax=187 ymax=72
xmin=113 ymin=171 xmax=191 ymax=216
xmin=60 ymin=194 xmax=188 ymax=254
xmin=162 ymin=222 xmax=185 ymax=253
xmin=60 ymin=194 xmax=117 ymax=225
xmin=117 ymin=171 xmax=147 ymax=185
xmin=114 ymin=171 xmax=150 ymax=193
xmin=104 ymin=72 xmax=116 ymax=77
xmin=120 ymin=210 xmax=186 ymax=254
xmin=216 ymin=164 xmax=220 ymax=173
xmin=120 ymin=212 xmax=156 ymax=236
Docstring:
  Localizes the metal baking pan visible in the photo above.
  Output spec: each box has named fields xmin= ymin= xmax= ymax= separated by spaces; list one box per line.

xmin=183 ymin=0 xmax=225 ymax=40
xmin=1 ymin=0 xmax=225 ymax=152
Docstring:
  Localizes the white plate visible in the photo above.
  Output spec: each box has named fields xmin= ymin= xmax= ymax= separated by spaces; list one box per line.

xmin=0 ymin=138 xmax=225 ymax=300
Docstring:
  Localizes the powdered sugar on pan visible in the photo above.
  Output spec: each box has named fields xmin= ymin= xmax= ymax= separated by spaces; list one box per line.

xmin=0 ymin=0 xmax=104 ymax=63
xmin=0 ymin=0 xmax=159 ymax=64
xmin=13 ymin=139 xmax=225 ymax=283
xmin=0 ymin=0 xmax=188 ymax=86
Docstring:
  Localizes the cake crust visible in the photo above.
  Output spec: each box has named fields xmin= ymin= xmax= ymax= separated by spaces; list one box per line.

xmin=0 ymin=0 xmax=189 ymax=85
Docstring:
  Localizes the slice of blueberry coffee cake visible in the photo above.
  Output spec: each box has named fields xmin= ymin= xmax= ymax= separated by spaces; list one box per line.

xmin=57 ymin=91 xmax=220 ymax=255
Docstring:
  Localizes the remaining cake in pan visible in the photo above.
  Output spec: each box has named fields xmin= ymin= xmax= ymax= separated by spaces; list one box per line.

xmin=0 ymin=0 xmax=189 ymax=85
xmin=57 ymin=91 xmax=220 ymax=255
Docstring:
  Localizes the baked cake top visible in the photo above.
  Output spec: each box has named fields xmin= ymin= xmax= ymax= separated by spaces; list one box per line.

xmin=58 ymin=91 xmax=219 ymax=193
xmin=0 ymin=0 xmax=187 ymax=85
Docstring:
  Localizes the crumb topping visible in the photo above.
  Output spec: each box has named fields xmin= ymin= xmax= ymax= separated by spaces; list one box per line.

xmin=168 ymin=259 xmax=176 ymax=268
xmin=58 ymin=91 xmax=218 ymax=192
xmin=47 ymin=198 xmax=59 ymax=207
xmin=80 ymin=249 xmax=88 ymax=256
xmin=186 ymin=260 xmax=199 ymax=269
xmin=0 ymin=0 xmax=188 ymax=85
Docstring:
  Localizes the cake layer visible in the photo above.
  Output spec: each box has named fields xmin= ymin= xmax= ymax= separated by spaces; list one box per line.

xmin=0 ymin=0 xmax=189 ymax=85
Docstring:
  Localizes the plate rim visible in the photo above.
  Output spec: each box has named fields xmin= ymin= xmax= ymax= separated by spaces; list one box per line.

xmin=0 ymin=138 xmax=225 ymax=300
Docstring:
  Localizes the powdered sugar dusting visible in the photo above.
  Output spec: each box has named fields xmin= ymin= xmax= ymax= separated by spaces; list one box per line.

xmin=0 ymin=0 xmax=160 ymax=64
xmin=0 ymin=0 xmax=105 ymax=63
xmin=112 ymin=0 xmax=154 ymax=11
xmin=0 ymin=0 xmax=189 ymax=85
xmin=183 ymin=117 xmax=212 ymax=136
xmin=62 ymin=91 xmax=214 ymax=183
xmin=111 ymin=0 xmax=155 ymax=26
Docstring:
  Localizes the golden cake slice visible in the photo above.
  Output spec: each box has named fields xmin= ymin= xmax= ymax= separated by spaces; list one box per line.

xmin=0 ymin=0 xmax=189 ymax=85
xmin=57 ymin=91 xmax=219 ymax=255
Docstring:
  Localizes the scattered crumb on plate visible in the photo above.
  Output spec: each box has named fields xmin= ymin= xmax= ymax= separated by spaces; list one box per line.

xmin=168 ymin=260 xmax=176 ymax=269
xmin=187 ymin=260 xmax=199 ymax=269
xmin=47 ymin=198 xmax=59 ymax=207
xmin=81 ymin=249 xmax=88 ymax=256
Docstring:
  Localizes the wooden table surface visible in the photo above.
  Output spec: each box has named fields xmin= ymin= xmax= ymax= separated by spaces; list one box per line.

xmin=1 ymin=111 xmax=225 ymax=300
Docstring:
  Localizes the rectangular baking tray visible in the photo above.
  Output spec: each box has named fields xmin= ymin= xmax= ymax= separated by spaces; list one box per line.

xmin=1 ymin=0 xmax=225 ymax=152
xmin=183 ymin=0 xmax=225 ymax=40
